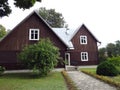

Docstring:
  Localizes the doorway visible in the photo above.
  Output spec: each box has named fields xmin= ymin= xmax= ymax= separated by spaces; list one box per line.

xmin=65 ymin=53 xmax=70 ymax=66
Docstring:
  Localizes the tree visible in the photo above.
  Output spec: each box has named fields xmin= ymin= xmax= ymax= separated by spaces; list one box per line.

xmin=98 ymin=47 xmax=107 ymax=63
xmin=18 ymin=38 xmax=60 ymax=76
xmin=0 ymin=24 xmax=6 ymax=39
xmin=0 ymin=0 xmax=11 ymax=17
xmin=106 ymin=43 xmax=116 ymax=57
xmin=99 ymin=41 xmax=120 ymax=58
xmin=39 ymin=7 xmax=65 ymax=28
xmin=115 ymin=40 xmax=120 ymax=56
xmin=0 ymin=0 xmax=41 ymax=17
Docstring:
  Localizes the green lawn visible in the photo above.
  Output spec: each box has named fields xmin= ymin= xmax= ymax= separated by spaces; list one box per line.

xmin=80 ymin=68 xmax=120 ymax=88
xmin=80 ymin=68 xmax=96 ymax=74
xmin=0 ymin=72 xmax=67 ymax=90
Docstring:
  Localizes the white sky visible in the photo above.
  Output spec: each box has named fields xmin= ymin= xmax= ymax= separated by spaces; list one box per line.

xmin=0 ymin=0 xmax=120 ymax=48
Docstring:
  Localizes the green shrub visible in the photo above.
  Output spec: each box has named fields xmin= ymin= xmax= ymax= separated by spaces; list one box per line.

xmin=107 ymin=56 xmax=120 ymax=74
xmin=107 ymin=56 xmax=120 ymax=66
xmin=116 ymin=66 xmax=120 ymax=74
xmin=18 ymin=38 xmax=60 ymax=76
xmin=0 ymin=66 xmax=5 ymax=75
xmin=96 ymin=61 xmax=119 ymax=76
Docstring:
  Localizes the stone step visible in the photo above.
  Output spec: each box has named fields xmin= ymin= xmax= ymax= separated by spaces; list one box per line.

xmin=65 ymin=65 xmax=78 ymax=71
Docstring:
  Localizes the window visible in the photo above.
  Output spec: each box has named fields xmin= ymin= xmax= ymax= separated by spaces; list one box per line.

xmin=80 ymin=35 xmax=87 ymax=44
xmin=29 ymin=29 xmax=39 ymax=40
xmin=81 ymin=52 xmax=88 ymax=61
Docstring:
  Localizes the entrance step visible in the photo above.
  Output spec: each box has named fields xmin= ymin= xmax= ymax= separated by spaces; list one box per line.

xmin=65 ymin=65 xmax=78 ymax=71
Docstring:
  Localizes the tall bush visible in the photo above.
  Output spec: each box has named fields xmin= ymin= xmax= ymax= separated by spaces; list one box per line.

xmin=18 ymin=38 xmax=60 ymax=76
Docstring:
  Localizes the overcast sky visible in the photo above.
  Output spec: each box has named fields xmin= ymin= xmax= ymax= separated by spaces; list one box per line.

xmin=0 ymin=0 xmax=120 ymax=48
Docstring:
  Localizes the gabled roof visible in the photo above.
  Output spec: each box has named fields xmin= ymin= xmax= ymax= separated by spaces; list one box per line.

xmin=33 ymin=11 xmax=74 ymax=48
xmin=0 ymin=10 xmax=71 ymax=49
xmin=70 ymin=24 xmax=101 ymax=43
xmin=52 ymin=24 xmax=101 ymax=49
xmin=52 ymin=28 xmax=75 ymax=49
xmin=0 ymin=10 xmax=100 ymax=50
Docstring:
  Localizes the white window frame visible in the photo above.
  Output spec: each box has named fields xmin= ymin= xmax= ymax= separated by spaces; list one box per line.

xmin=29 ymin=29 xmax=39 ymax=40
xmin=80 ymin=35 xmax=87 ymax=44
xmin=81 ymin=52 xmax=88 ymax=61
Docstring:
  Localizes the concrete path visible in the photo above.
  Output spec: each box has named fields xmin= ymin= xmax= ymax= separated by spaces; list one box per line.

xmin=67 ymin=71 xmax=118 ymax=90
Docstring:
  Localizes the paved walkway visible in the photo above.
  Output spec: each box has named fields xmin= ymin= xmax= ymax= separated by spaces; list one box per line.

xmin=67 ymin=71 xmax=118 ymax=90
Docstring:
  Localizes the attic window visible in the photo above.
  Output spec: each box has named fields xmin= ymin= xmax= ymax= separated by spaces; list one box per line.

xmin=80 ymin=35 xmax=87 ymax=44
xmin=29 ymin=29 xmax=39 ymax=40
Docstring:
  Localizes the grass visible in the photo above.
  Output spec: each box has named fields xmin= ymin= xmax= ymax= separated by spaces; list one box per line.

xmin=113 ymin=75 xmax=120 ymax=82
xmin=80 ymin=68 xmax=120 ymax=88
xmin=80 ymin=68 xmax=96 ymax=74
xmin=0 ymin=72 xmax=67 ymax=90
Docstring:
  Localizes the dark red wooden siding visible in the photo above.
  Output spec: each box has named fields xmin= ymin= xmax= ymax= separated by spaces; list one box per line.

xmin=0 ymin=12 xmax=67 ymax=69
xmin=0 ymin=12 xmax=99 ymax=69
xmin=70 ymin=25 xmax=98 ymax=65
xmin=0 ymin=13 xmax=67 ymax=51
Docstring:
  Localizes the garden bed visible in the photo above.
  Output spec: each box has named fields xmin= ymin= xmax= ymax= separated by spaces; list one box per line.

xmin=80 ymin=68 xmax=120 ymax=89
xmin=61 ymin=70 xmax=78 ymax=90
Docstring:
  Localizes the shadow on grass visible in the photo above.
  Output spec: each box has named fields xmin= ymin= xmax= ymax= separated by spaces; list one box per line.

xmin=1 ymin=72 xmax=53 ymax=79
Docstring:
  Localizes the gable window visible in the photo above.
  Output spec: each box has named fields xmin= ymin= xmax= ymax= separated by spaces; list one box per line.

xmin=81 ymin=52 xmax=88 ymax=61
xmin=29 ymin=29 xmax=39 ymax=40
xmin=80 ymin=35 xmax=87 ymax=44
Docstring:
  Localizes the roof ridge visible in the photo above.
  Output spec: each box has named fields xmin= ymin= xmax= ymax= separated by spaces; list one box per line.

xmin=3 ymin=10 xmax=70 ymax=48
xmin=69 ymin=23 xmax=83 ymax=40
xmin=0 ymin=11 xmax=36 ymax=43
xmin=70 ymin=24 xmax=100 ymax=43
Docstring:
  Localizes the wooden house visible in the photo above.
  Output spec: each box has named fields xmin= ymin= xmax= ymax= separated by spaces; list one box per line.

xmin=0 ymin=11 xmax=100 ymax=69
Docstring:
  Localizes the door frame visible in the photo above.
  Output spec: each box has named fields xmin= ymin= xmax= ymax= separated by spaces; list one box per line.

xmin=65 ymin=53 xmax=70 ymax=66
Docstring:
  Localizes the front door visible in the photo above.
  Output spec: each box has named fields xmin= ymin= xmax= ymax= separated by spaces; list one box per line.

xmin=65 ymin=53 xmax=70 ymax=66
